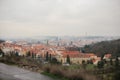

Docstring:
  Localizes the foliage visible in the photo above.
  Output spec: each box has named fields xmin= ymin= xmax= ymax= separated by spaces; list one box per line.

xmin=49 ymin=54 xmax=51 ymax=61
xmin=110 ymin=58 xmax=113 ymax=65
xmin=115 ymin=56 xmax=119 ymax=68
xmin=82 ymin=60 xmax=87 ymax=69
xmin=26 ymin=51 xmax=31 ymax=57
xmin=97 ymin=60 xmax=104 ymax=69
xmin=0 ymin=48 xmax=4 ymax=57
xmin=83 ymin=39 xmax=120 ymax=57
xmin=66 ymin=55 xmax=70 ymax=64
xmin=43 ymin=65 xmax=98 ymax=80
xmin=46 ymin=52 xmax=49 ymax=61
xmin=114 ymin=71 xmax=120 ymax=80
xmin=50 ymin=57 xmax=59 ymax=64
xmin=15 ymin=51 xmax=19 ymax=56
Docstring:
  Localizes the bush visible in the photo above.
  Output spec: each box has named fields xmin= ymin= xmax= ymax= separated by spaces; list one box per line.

xmin=43 ymin=65 xmax=51 ymax=73
xmin=64 ymin=70 xmax=83 ymax=80
xmin=50 ymin=66 xmax=63 ymax=77
xmin=42 ymin=64 xmax=98 ymax=80
xmin=114 ymin=71 xmax=120 ymax=80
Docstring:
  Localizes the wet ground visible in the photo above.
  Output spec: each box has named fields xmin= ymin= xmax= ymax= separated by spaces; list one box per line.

xmin=0 ymin=63 xmax=53 ymax=80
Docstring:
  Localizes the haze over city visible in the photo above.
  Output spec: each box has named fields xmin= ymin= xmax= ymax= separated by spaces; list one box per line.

xmin=0 ymin=0 xmax=120 ymax=38
xmin=0 ymin=1 xmax=120 ymax=80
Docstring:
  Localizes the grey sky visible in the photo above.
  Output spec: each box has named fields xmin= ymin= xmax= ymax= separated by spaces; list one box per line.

xmin=0 ymin=0 xmax=120 ymax=38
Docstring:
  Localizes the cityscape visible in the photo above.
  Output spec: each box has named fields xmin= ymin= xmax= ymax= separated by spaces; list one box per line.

xmin=0 ymin=0 xmax=120 ymax=80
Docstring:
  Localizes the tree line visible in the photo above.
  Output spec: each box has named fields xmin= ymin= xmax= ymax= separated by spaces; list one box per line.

xmin=83 ymin=39 xmax=120 ymax=57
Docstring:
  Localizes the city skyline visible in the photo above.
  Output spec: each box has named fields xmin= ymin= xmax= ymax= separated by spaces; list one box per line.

xmin=0 ymin=0 xmax=120 ymax=38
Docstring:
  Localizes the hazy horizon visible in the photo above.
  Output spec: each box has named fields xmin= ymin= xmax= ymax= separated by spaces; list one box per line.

xmin=0 ymin=0 xmax=120 ymax=38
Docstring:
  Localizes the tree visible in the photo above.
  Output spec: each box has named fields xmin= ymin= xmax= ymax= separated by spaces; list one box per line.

xmin=61 ymin=59 xmax=63 ymax=64
xmin=82 ymin=60 xmax=87 ymax=69
xmin=82 ymin=60 xmax=86 ymax=64
xmin=114 ymin=57 xmax=120 ymax=80
xmin=66 ymin=55 xmax=70 ymax=64
xmin=15 ymin=51 xmax=19 ymax=56
xmin=0 ymin=48 xmax=4 ymax=57
xmin=87 ymin=60 xmax=93 ymax=64
xmin=101 ymin=54 xmax=105 ymax=60
xmin=83 ymin=39 xmax=120 ymax=57
xmin=26 ymin=51 xmax=30 ymax=57
xmin=115 ymin=56 xmax=119 ymax=68
xmin=97 ymin=60 xmax=104 ymax=69
xmin=114 ymin=71 xmax=120 ymax=80
xmin=32 ymin=53 xmax=35 ymax=58
xmin=110 ymin=58 xmax=113 ymax=65
xmin=51 ymin=57 xmax=58 ymax=64
xmin=46 ymin=52 xmax=49 ymax=61
xmin=97 ymin=54 xmax=105 ymax=69
xmin=49 ymin=54 xmax=51 ymax=62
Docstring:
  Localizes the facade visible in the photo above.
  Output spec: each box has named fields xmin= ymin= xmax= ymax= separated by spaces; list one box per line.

xmin=55 ymin=50 xmax=99 ymax=64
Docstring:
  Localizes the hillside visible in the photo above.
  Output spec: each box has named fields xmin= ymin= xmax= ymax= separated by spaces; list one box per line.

xmin=83 ymin=39 xmax=120 ymax=57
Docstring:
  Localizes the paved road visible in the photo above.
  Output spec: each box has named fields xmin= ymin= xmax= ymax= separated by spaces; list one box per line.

xmin=0 ymin=63 xmax=53 ymax=80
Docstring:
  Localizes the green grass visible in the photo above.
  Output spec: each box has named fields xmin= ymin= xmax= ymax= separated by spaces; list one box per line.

xmin=86 ymin=64 xmax=96 ymax=70
xmin=67 ymin=64 xmax=95 ymax=70
xmin=41 ymin=72 xmax=69 ymax=80
xmin=68 ymin=64 xmax=81 ymax=69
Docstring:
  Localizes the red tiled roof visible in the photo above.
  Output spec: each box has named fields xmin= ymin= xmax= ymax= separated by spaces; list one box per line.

xmin=60 ymin=51 xmax=96 ymax=58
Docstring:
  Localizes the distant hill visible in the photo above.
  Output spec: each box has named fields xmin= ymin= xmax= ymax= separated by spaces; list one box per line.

xmin=83 ymin=39 xmax=120 ymax=57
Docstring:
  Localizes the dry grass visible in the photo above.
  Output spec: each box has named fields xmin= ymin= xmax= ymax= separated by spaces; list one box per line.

xmin=43 ymin=64 xmax=98 ymax=80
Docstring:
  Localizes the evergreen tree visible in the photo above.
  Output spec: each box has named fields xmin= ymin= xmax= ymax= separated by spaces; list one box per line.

xmin=97 ymin=60 xmax=104 ymax=69
xmin=82 ymin=60 xmax=86 ymax=64
xmin=15 ymin=51 xmax=19 ymax=56
xmin=61 ymin=59 xmax=63 ymax=64
xmin=49 ymin=54 xmax=51 ymax=62
xmin=26 ymin=51 xmax=30 ymax=57
xmin=87 ymin=60 xmax=89 ymax=64
xmin=114 ymin=71 xmax=120 ymax=80
xmin=90 ymin=59 xmax=93 ymax=64
xmin=87 ymin=60 xmax=93 ymax=64
xmin=82 ymin=60 xmax=87 ymax=69
xmin=51 ymin=57 xmax=58 ymax=64
xmin=97 ymin=54 xmax=105 ymax=69
xmin=115 ymin=56 xmax=119 ymax=68
xmin=34 ymin=54 xmax=36 ymax=58
xmin=110 ymin=58 xmax=113 ymax=65
xmin=32 ymin=53 xmax=34 ymax=58
xmin=66 ymin=55 xmax=70 ymax=64
xmin=46 ymin=52 xmax=49 ymax=61
xmin=0 ymin=48 xmax=4 ymax=57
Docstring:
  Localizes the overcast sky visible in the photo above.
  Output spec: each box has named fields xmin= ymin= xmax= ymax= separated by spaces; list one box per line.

xmin=0 ymin=0 xmax=120 ymax=38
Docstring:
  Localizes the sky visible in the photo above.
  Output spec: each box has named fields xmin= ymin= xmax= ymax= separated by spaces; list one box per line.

xmin=0 ymin=0 xmax=120 ymax=38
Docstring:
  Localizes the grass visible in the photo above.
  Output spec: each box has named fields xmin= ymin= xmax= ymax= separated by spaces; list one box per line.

xmin=42 ymin=64 xmax=98 ymax=80
xmin=42 ymin=72 xmax=68 ymax=80
xmin=68 ymin=64 xmax=96 ymax=70
xmin=86 ymin=64 xmax=96 ymax=70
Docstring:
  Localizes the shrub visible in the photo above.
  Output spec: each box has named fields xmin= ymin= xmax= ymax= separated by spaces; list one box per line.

xmin=114 ymin=71 xmax=120 ymax=80
xmin=42 ymin=64 xmax=99 ymax=80
xmin=50 ymin=66 xmax=63 ymax=77
xmin=43 ymin=65 xmax=51 ymax=73
xmin=64 ymin=70 xmax=84 ymax=80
